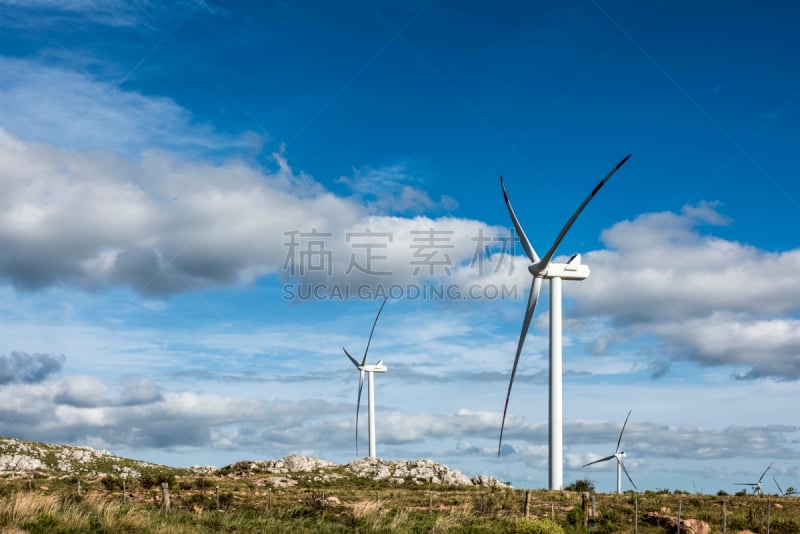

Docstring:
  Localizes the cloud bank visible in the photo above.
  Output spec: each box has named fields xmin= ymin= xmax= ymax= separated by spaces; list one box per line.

xmin=0 ymin=352 xmax=64 ymax=384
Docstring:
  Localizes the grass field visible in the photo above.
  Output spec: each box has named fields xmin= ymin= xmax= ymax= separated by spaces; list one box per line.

xmin=1 ymin=469 xmax=799 ymax=533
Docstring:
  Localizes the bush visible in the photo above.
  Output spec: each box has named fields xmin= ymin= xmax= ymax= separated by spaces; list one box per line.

xmin=100 ymin=477 xmax=120 ymax=491
xmin=566 ymin=505 xmax=585 ymax=526
xmin=564 ymin=479 xmax=595 ymax=493
xmin=22 ymin=513 xmax=88 ymax=534
xmin=138 ymin=471 xmax=176 ymax=490
xmin=514 ymin=518 xmax=565 ymax=534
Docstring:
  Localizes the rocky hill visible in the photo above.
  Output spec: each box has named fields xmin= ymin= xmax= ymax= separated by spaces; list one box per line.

xmin=0 ymin=436 xmax=506 ymax=487
xmin=0 ymin=437 xmax=164 ymax=479
xmin=221 ymin=454 xmax=508 ymax=487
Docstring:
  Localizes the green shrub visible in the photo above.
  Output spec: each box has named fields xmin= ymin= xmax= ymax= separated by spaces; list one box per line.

xmin=564 ymin=479 xmax=595 ymax=493
xmin=138 ymin=470 xmax=176 ymax=490
xmin=22 ymin=513 xmax=89 ymax=534
xmin=770 ymin=519 xmax=800 ymax=534
xmin=513 ymin=518 xmax=565 ymax=534
xmin=100 ymin=477 xmax=119 ymax=491
xmin=566 ymin=504 xmax=584 ymax=525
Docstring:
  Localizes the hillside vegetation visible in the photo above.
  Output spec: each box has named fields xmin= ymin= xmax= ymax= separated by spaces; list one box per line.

xmin=1 ymin=436 xmax=799 ymax=533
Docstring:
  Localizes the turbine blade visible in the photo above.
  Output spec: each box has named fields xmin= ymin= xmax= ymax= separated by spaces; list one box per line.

xmin=616 ymin=409 xmax=632 ymax=453
xmin=497 ymin=277 xmax=542 ymax=456
xmin=619 ymin=458 xmax=637 ymax=490
xmin=539 ymin=154 xmax=631 ymax=268
xmin=362 ymin=297 xmax=388 ymax=366
xmin=583 ymin=454 xmax=617 ymax=467
xmin=758 ymin=462 xmax=773 ymax=483
xmin=355 ymin=370 xmax=365 ymax=456
xmin=500 ymin=176 xmax=539 ymax=263
xmin=774 ymin=477 xmax=784 ymax=495
xmin=343 ymin=347 xmax=360 ymax=368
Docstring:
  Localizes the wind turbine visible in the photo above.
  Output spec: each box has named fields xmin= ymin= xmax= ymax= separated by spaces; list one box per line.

xmin=582 ymin=410 xmax=637 ymax=494
xmin=774 ymin=477 xmax=798 ymax=496
xmin=497 ymin=154 xmax=631 ymax=490
xmin=343 ymin=297 xmax=388 ymax=459
xmin=734 ymin=462 xmax=773 ymax=496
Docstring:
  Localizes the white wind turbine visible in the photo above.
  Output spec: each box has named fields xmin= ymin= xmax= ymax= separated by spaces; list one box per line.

xmin=582 ymin=410 xmax=637 ymax=494
xmin=343 ymin=297 xmax=388 ymax=459
xmin=497 ymin=154 xmax=631 ymax=490
xmin=734 ymin=462 xmax=773 ymax=496
xmin=774 ymin=476 xmax=798 ymax=497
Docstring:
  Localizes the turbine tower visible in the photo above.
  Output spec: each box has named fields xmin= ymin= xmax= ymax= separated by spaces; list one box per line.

xmin=497 ymin=154 xmax=631 ymax=490
xmin=582 ymin=410 xmax=637 ymax=494
xmin=734 ymin=463 xmax=773 ymax=496
xmin=343 ymin=297 xmax=388 ymax=458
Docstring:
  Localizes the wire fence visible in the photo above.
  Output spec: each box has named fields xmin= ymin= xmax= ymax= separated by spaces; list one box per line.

xmin=131 ymin=480 xmax=800 ymax=533
xmin=12 ymin=476 xmax=800 ymax=533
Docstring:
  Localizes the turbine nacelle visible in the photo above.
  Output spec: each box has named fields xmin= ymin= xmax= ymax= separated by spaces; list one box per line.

xmin=528 ymin=254 xmax=590 ymax=280
xmin=363 ymin=362 xmax=387 ymax=373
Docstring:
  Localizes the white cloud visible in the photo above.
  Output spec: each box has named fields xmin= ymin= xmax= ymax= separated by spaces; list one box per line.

xmin=0 ymin=126 xmax=508 ymax=296
xmin=0 ymin=351 xmax=64 ymax=384
xmin=0 ymin=57 xmax=258 ymax=156
xmin=0 ymin=1 xmax=215 ymax=30
xmin=0 ymin=374 xmax=347 ymax=450
xmin=566 ymin=203 xmax=800 ymax=379
xmin=337 ymin=163 xmax=458 ymax=214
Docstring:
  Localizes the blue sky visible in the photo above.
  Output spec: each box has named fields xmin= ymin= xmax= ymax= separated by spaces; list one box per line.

xmin=0 ymin=0 xmax=799 ymax=493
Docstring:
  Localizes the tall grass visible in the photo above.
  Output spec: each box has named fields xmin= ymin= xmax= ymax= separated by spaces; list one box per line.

xmin=1 ymin=477 xmax=799 ymax=533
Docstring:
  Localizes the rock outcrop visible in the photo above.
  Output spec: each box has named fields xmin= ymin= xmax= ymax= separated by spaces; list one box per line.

xmin=0 ymin=437 xmax=161 ymax=478
xmin=346 ymin=457 xmax=507 ymax=487
xmin=1 ymin=436 xmax=506 ymax=488
xmin=223 ymin=454 xmax=335 ymax=475
xmin=644 ymin=511 xmax=710 ymax=534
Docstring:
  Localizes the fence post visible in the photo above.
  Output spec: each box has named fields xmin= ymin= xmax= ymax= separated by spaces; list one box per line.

xmin=766 ymin=499 xmax=771 ymax=534
xmin=122 ymin=479 xmax=126 ymax=504
xmin=722 ymin=500 xmax=726 ymax=534
xmin=634 ymin=495 xmax=638 ymax=534
xmin=592 ymin=495 xmax=596 ymax=527
xmin=677 ymin=499 xmax=681 ymax=534
xmin=267 ymin=488 xmax=272 ymax=515
xmin=161 ymin=482 xmax=171 ymax=512
xmin=216 ymin=485 xmax=220 ymax=511
xmin=77 ymin=479 xmax=81 ymax=497
xmin=28 ymin=478 xmax=32 ymax=494
xmin=551 ymin=502 xmax=555 ymax=520
xmin=582 ymin=492 xmax=590 ymax=527
xmin=428 ymin=491 xmax=433 ymax=515
xmin=376 ymin=491 xmax=380 ymax=507
xmin=524 ymin=490 xmax=531 ymax=517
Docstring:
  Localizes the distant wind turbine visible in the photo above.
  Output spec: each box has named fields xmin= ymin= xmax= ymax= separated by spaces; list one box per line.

xmin=774 ymin=476 xmax=798 ymax=497
xmin=734 ymin=463 xmax=773 ymax=496
xmin=497 ymin=154 xmax=631 ymax=490
xmin=583 ymin=410 xmax=637 ymax=494
xmin=343 ymin=297 xmax=388 ymax=459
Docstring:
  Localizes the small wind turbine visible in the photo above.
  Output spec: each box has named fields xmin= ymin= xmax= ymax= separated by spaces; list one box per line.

xmin=774 ymin=477 xmax=798 ymax=496
xmin=343 ymin=297 xmax=388 ymax=459
xmin=734 ymin=462 xmax=773 ymax=496
xmin=582 ymin=410 xmax=637 ymax=494
xmin=497 ymin=154 xmax=631 ymax=490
